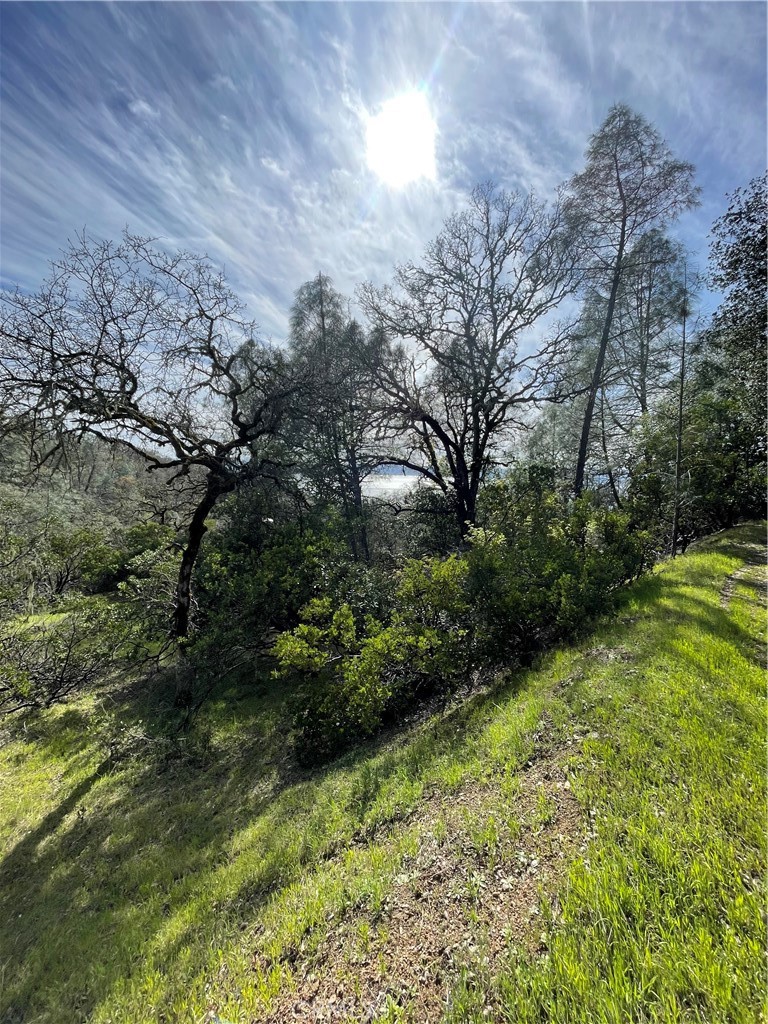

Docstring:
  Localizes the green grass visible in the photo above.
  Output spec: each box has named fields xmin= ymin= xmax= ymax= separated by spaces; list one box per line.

xmin=488 ymin=528 xmax=767 ymax=1024
xmin=0 ymin=524 xmax=765 ymax=1023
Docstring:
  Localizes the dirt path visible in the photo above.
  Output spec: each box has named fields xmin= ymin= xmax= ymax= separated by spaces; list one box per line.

xmin=720 ymin=542 xmax=766 ymax=608
xmin=256 ymin=720 xmax=590 ymax=1023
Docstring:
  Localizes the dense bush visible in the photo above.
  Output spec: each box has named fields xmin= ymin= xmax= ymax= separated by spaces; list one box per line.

xmin=276 ymin=593 xmax=466 ymax=762
xmin=0 ymin=493 xmax=118 ymax=613
xmin=468 ymin=489 xmax=649 ymax=656
xmin=0 ymin=482 xmax=175 ymax=620
xmin=117 ymin=545 xmax=182 ymax=642
xmin=627 ymin=388 xmax=766 ymax=553
xmin=276 ymin=556 xmax=476 ymax=762
xmin=276 ymin=492 xmax=650 ymax=762
xmin=189 ymin=489 xmax=398 ymax=701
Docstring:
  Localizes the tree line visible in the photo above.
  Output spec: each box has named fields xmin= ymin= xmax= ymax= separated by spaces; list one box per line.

xmin=0 ymin=104 xmax=764 ymax=744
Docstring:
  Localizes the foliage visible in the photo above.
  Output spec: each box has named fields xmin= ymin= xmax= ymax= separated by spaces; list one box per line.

xmin=492 ymin=529 xmax=766 ymax=1023
xmin=697 ymin=173 xmax=767 ymax=522
xmin=0 ymin=232 xmax=301 ymax=647
xmin=117 ymin=545 xmax=182 ymax=642
xmin=628 ymin=386 xmax=766 ymax=550
xmin=0 ymin=116 xmax=758 ymax=720
xmin=0 ymin=600 xmax=128 ymax=715
xmin=467 ymin=491 xmax=649 ymax=655
xmin=0 ymin=101 xmax=763 ymax=1024
xmin=190 ymin=486 xmax=398 ymax=707
xmin=276 ymin=588 xmax=467 ymax=762
xmin=278 ymin=488 xmax=648 ymax=761
xmin=707 ymin=171 xmax=767 ymax=366
xmin=37 ymin=526 xmax=122 ymax=598
xmin=198 ymin=526 xmax=324 ymax=636
xmin=623 ymin=174 xmax=767 ymax=551
xmin=0 ymin=489 xmax=110 ymax=613
xmin=401 ymin=486 xmax=464 ymax=556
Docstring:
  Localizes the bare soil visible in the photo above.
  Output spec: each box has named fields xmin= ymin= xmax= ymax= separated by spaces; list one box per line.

xmin=257 ymin=719 xmax=589 ymax=1023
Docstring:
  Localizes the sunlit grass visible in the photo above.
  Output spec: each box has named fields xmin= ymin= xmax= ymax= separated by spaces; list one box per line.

xmin=477 ymin=526 xmax=766 ymax=1023
xmin=0 ymin=525 xmax=764 ymax=1023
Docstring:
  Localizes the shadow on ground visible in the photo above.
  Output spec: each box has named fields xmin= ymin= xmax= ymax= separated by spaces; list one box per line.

xmin=1 ymin=523 xmax=764 ymax=1023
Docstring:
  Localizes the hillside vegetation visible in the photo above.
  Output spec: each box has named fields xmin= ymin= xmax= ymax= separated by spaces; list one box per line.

xmin=1 ymin=523 xmax=764 ymax=1024
xmin=0 ymin=108 xmax=764 ymax=1024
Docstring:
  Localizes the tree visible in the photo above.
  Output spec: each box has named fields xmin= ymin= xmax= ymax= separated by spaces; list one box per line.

xmin=593 ymin=232 xmax=691 ymax=505
xmin=625 ymin=179 xmax=767 ymax=549
xmin=565 ymin=104 xmax=700 ymax=496
xmin=708 ymin=172 xmax=767 ymax=364
xmin=288 ymin=274 xmax=380 ymax=561
xmin=677 ymin=172 xmax=768 ymax=533
xmin=608 ymin=231 xmax=688 ymax=417
xmin=359 ymin=183 xmax=579 ymax=540
xmin=702 ymin=173 xmax=767 ymax=450
xmin=670 ymin=264 xmax=691 ymax=554
xmin=0 ymin=233 xmax=300 ymax=665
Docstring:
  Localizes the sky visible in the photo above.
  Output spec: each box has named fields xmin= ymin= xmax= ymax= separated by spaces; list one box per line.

xmin=1 ymin=1 xmax=765 ymax=339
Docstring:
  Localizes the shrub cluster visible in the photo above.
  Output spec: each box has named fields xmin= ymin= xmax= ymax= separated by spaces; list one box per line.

xmin=276 ymin=495 xmax=650 ymax=762
xmin=0 ymin=600 xmax=131 ymax=715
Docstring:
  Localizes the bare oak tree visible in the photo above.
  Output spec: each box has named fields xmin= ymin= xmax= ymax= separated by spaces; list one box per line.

xmin=0 ymin=233 xmax=300 ymax=657
xmin=358 ymin=183 xmax=579 ymax=539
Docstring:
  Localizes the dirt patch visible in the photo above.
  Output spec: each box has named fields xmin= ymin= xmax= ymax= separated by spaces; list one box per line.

xmin=256 ymin=722 xmax=586 ymax=1023
xmin=720 ymin=552 xmax=767 ymax=609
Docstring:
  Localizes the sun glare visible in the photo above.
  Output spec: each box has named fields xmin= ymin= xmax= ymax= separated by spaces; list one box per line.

xmin=365 ymin=91 xmax=436 ymax=188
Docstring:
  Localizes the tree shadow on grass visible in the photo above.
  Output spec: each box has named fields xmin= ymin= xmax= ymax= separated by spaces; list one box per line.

xmin=0 ymin=645 xmax=539 ymax=1024
xmin=3 ymin=706 xmax=94 ymax=763
xmin=2 ymin=530 xmax=764 ymax=1023
xmin=0 ymin=743 xmax=297 ymax=1021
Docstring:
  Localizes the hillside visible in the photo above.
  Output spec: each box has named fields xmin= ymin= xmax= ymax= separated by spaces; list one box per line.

xmin=0 ymin=524 xmax=765 ymax=1024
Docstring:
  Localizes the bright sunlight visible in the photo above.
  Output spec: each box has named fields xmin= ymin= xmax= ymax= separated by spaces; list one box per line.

xmin=365 ymin=91 xmax=436 ymax=188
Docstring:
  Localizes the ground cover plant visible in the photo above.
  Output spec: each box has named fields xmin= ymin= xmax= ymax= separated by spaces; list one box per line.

xmin=0 ymin=524 xmax=764 ymax=1023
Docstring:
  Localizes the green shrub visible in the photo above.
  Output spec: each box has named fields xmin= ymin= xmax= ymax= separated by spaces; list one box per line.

xmin=0 ymin=600 xmax=130 ymax=715
xmin=117 ymin=546 xmax=181 ymax=641
xmin=466 ymin=495 xmax=649 ymax=656
xmin=276 ymin=589 xmax=466 ymax=762
xmin=277 ymin=490 xmax=650 ymax=763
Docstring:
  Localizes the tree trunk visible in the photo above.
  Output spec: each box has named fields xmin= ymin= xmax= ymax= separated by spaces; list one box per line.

xmin=670 ymin=273 xmax=688 ymax=557
xmin=599 ymin=386 xmax=623 ymax=509
xmin=172 ymin=477 xmax=228 ymax=706
xmin=455 ymin=483 xmax=477 ymax=544
xmin=574 ymin=224 xmax=627 ymax=498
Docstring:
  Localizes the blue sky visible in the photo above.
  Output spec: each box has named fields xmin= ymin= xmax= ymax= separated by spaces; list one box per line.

xmin=1 ymin=2 xmax=765 ymax=338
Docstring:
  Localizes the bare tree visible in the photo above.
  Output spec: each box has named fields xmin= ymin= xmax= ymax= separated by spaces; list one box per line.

xmin=565 ymin=104 xmax=700 ymax=497
xmin=0 ymin=233 xmax=300 ymax=662
xmin=359 ymin=183 xmax=579 ymax=540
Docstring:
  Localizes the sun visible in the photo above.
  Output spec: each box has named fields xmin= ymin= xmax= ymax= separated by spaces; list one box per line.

xmin=365 ymin=91 xmax=436 ymax=188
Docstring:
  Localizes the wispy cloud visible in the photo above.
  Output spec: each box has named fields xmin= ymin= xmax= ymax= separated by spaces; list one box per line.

xmin=1 ymin=2 xmax=765 ymax=336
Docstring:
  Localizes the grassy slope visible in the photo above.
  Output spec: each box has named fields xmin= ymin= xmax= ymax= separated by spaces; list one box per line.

xmin=0 ymin=524 xmax=765 ymax=1024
